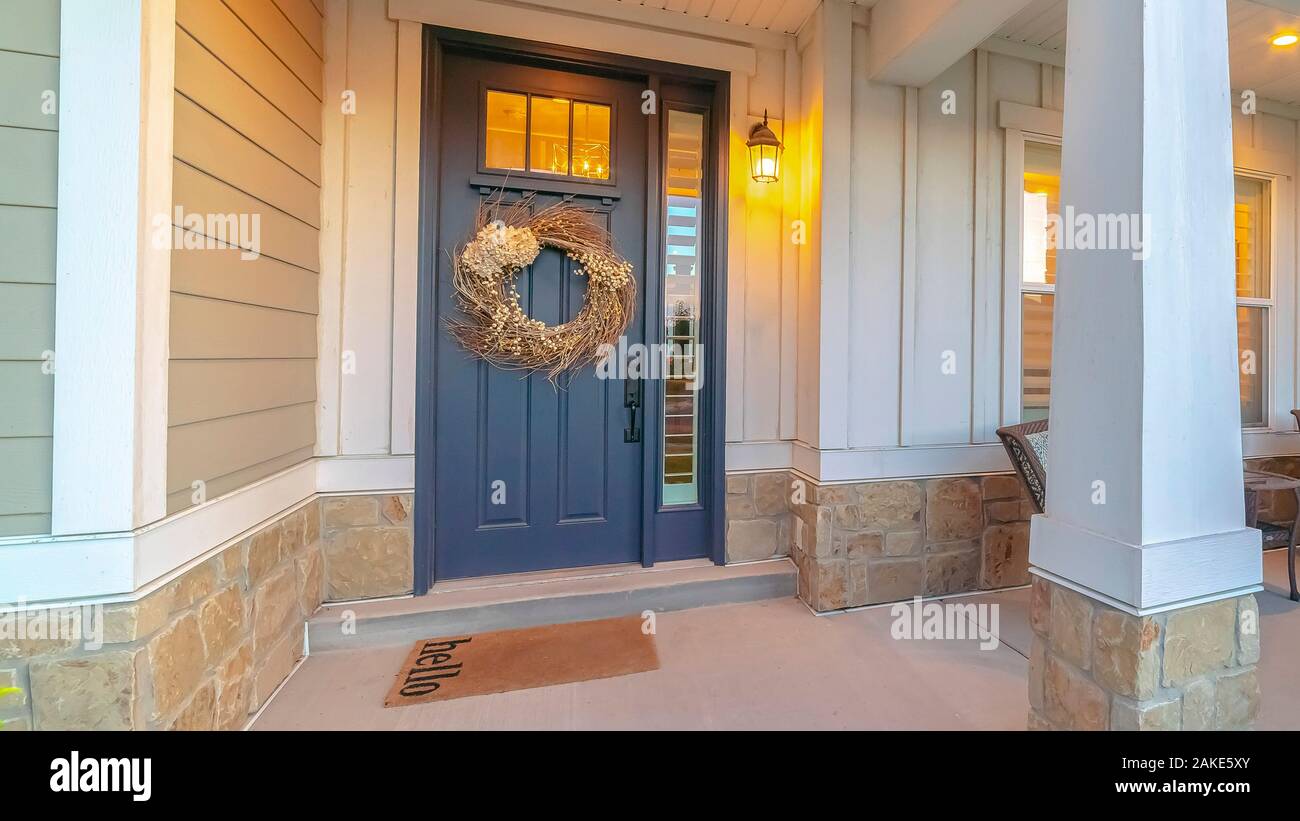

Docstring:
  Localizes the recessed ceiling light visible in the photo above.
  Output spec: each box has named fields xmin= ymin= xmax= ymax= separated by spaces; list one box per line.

xmin=1272 ymin=32 xmax=1298 ymax=47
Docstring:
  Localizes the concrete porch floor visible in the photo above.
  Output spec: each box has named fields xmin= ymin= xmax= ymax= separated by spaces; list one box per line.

xmin=252 ymin=551 xmax=1300 ymax=730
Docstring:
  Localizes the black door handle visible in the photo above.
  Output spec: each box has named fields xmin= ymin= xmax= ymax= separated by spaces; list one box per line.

xmin=624 ymin=375 xmax=642 ymax=443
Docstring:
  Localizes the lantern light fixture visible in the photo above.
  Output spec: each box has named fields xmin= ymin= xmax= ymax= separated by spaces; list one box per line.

xmin=746 ymin=110 xmax=783 ymax=183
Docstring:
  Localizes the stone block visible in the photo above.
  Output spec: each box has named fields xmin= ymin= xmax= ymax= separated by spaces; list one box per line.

xmin=246 ymin=524 xmax=283 ymax=588
xmin=381 ymin=494 xmax=412 ymax=525
xmin=198 ymin=584 xmax=246 ymax=664
xmin=866 ymin=558 xmax=924 ymax=605
xmin=1043 ymin=654 xmax=1108 ymax=730
xmin=924 ymin=549 xmax=980 ymax=596
xmin=846 ymin=532 xmax=884 ymax=560
xmin=726 ymin=493 xmax=755 ymax=521
xmin=296 ymin=549 xmax=325 ymax=616
xmin=218 ymin=541 xmax=247 ymax=585
xmin=1110 ymin=697 xmax=1180 ymax=731
xmin=168 ymin=680 xmax=216 ymax=731
xmin=753 ymin=473 xmax=788 ymax=516
xmin=980 ymin=523 xmax=1029 ymax=588
xmin=981 ymin=475 xmax=1023 ymax=501
xmin=1028 ymin=636 xmax=1046 ymax=711
xmin=323 ymin=527 xmax=414 ymax=600
xmin=215 ymin=642 xmax=253 ymax=730
xmin=281 ymin=507 xmax=307 ymax=555
xmin=303 ymin=499 xmax=321 ymax=545
xmin=925 ymin=478 xmax=984 ymax=541
xmin=1049 ymin=585 xmax=1094 ymax=670
xmin=251 ymin=623 xmax=303 ymax=711
xmin=147 ymin=613 xmax=206 ymax=721
xmin=857 ymin=481 xmax=923 ymax=530
xmin=984 ymin=500 xmax=1022 ymax=524
xmin=846 ymin=563 xmax=869 ymax=608
xmin=1030 ymin=576 xmax=1051 ymax=636
xmin=727 ymin=518 xmax=779 ymax=562
xmin=884 ymin=530 xmax=922 ymax=556
xmin=809 ymin=483 xmax=857 ymax=506
xmin=1214 ymin=667 xmax=1259 ymax=729
xmin=323 ymin=496 xmax=379 ymax=528
xmin=1162 ymin=599 xmax=1236 ymax=687
xmin=811 ymin=559 xmax=846 ymax=611
xmin=1091 ymin=610 xmax=1160 ymax=699
xmin=102 ymin=588 xmax=173 ymax=644
xmin=725 ymin=474 xmax=749 ymax=494
xmin=1181 ymin=678 xmax=1215 ymax=731
xmin=168 ymin=561 xmax=217 ymax=610
xmin=252 ymin=565 xmax=300 ymax=658
xmin=30 ymin=650 xmax=142 ymax=730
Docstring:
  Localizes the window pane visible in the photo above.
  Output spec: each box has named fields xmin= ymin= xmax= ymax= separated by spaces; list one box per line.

xmin=484 ymin=90 xmax=527 ymax=171
xmin=1022 ymin=142 xmax=1061 ymax=287
xmin=662 ymin=110 xmax=705 ymax=506
xmin=1235 ymin=176 xmax=1270 ymax=299
xmin=1021 ymin=293 xmax=1054 ymax=422
xmin=529 ymin=96 xmax=570 ymax=175
xmin=1239 ymin=306 xmax=1267 ymax=426
xmin=572 ymin=102 xmax=611 ymax=180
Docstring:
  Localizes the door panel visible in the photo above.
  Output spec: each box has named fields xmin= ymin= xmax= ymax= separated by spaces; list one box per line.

xmin=432 ymin=50 xmax=648 ymax=579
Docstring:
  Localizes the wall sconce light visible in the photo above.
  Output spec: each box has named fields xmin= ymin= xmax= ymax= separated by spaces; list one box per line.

xmin=746 ymin=110 xmax=783 ymax=183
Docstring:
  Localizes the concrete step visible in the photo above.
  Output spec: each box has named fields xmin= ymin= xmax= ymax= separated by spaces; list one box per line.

xmin=307 ymin=558 xmax=797 ymax=652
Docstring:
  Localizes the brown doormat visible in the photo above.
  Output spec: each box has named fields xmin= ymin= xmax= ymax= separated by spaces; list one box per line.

xmin=383 ymin=615 xmax=660 ymax=707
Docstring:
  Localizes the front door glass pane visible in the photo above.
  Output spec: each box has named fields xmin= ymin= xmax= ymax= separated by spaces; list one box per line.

xmin=485 ymin=90 xmax=527 ymax=171
xmin=573 ymin=102 xmax=611 ymax=180
xmin=529 ymin=96 xmax=570 ymax=175
xmin=662 ymin=109 xmax=704 ymax=506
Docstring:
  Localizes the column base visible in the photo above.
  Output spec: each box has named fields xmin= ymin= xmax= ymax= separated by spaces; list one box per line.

xmin=1027 ymin=575 xmax=1259 ymax=730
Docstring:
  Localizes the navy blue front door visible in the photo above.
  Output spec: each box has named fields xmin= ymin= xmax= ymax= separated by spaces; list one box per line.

xmin=432 ymin=51 xmax=648 ymax=578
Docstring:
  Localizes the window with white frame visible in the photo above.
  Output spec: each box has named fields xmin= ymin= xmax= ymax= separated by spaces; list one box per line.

xmin=1018 ymin=141 xmax=1272 ymax=427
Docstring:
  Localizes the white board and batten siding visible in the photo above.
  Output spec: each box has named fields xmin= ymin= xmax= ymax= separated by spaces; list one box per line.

xmin=169 ymin=0 xmax=323 ymax=514
xmin=0 ymin=0 xmax=59 ymax=536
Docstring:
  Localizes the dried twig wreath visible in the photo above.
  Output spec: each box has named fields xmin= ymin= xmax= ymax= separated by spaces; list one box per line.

xmin=446 ymin=197 xmax=636 ymax=383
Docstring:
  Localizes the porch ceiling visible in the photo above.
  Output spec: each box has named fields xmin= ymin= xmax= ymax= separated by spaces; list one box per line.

xmin=993 ymin=0 xmax=1300 ymax=107
xmin=594 ymin=0 xmax=871 ymax=36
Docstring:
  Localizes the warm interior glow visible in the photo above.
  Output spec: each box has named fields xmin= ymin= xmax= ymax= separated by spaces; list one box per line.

xmin=1272 ymin=32 xmax=1298 ymax=46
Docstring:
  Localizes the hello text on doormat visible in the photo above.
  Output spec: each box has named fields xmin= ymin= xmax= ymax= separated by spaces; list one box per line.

xmin=384 ymin=615 xmax=660 ymax=707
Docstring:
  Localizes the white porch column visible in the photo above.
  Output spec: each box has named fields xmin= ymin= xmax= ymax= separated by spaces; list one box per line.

xmin=50 ymin=0 xmax=173 ymax=535
xmin=1028 ymin=0 xmax=1261 ymax=731
xmin=1030 ymin=0 xmax=1261 ymax=612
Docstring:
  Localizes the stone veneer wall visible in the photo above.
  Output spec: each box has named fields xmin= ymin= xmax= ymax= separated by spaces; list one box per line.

xmin=725 ymin=471 xmax=1035 ymax=612
xmin=320 ymin=494 xmax=415 ymax=599
xmin=0 ymin=493 xmax=416 ymax=731
xmin=1028 ymin=576 xmax=1259 ymax=730
xmin=0 ymin=500 xmax=324 ymax=731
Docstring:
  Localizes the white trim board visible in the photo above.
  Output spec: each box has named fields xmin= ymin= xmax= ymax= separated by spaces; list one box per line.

xmin=1030 ymin=515 xmax=1263 ymax=612
xmin=0 ymin=455 xmax=415 ymax=606
xmin=386 ymin=0 xmax=758 ymax=75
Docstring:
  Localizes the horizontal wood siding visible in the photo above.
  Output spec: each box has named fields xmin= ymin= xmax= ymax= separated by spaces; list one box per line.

xmin=169 ymin=0 xmax=322 ymax=514
xmin=0 ymin=0 xmax=59 ymax=535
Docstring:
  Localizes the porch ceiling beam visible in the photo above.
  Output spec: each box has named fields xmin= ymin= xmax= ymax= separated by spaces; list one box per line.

xmin=867 ymin=0 xmax=1040 ymax=87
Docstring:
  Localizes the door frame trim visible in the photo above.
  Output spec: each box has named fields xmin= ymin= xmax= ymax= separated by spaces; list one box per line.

xmin=413 ymin=25 xmax=729 ymax=593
